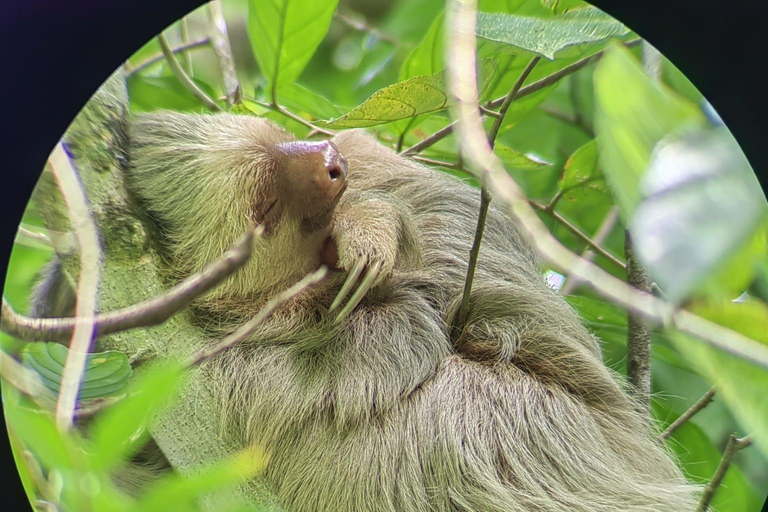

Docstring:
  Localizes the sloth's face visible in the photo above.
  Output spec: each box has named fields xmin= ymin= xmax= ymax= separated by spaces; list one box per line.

xmin=252 ymin=139 xmax=348 ymax=236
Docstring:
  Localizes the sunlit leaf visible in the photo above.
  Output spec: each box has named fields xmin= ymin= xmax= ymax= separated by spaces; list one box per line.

xmin=593 ymin=44 xmax=705 ymax=218
xmin=630 ymin=128 xmax=768 ymax=303
xmin=495 ymin=143 xmax=551 ymax=170
xmin=323 ymin=59 xmax=496 ymax=128
xmin=247 ymin=0 xmax=339 ymax=97
xmin=476 ymin=6 xmax=628 ymax=59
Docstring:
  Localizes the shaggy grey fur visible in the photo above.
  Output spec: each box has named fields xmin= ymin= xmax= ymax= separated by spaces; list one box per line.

xmin=74 ymin=112 xmax=703 ymax=510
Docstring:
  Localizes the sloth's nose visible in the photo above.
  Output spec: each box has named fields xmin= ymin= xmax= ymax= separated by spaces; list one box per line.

xmin=277 ymin=140 xmax=349 ymax=215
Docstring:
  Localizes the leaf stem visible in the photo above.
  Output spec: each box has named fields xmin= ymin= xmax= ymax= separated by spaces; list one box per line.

xmin=658 ymin=387 xmax=716 ymax=442
xmin=157 ymin=32 xmax=222 ymax=112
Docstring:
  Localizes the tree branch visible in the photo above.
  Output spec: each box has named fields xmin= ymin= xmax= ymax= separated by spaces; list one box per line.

xmin=445 ymin=0 xmax=768 ymax=370
xmin=402 ymin=38 xmax=641 ymax=156
xmin=487 ymin=56 xmax=541 ymax=145
xmin=1 ymin=229 xmax=257 ymax=343
xmin=127 ymin=38 xmax=210 ymax=77
xmin=696 ymin=434 xmax=753 ymax=512
xmin=157 ymin=32 xmax=222 ymax=112
xmin=625 ymin=231 xmax=652 ymax=414
xmin=658 ymin=387 xmax=716 ymax=442
xmin=186 ymin=267 xmax=327 ymax=367
xmin=529 ymin=201 xmax=626 ymax=270
xmin=560 ymin=206 xmax=620 ymax=295
xmin=47 ymin=143 xmax=103 ymax=431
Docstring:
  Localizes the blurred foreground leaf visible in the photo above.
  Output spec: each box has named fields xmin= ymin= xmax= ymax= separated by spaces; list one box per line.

xmin=630 ymin=128 xmax=768 ymax=303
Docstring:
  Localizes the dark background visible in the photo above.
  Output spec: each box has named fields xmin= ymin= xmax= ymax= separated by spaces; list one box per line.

xmin=1 ymin=1 xmax=766 ymax=510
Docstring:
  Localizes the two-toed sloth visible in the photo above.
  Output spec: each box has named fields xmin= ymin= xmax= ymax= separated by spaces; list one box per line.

xmin=44 ymin=111 xmax=700 ymax=511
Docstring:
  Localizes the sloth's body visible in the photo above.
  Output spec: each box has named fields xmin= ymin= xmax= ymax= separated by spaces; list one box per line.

xmin=112 ymin=112 xmax=699 ymax=511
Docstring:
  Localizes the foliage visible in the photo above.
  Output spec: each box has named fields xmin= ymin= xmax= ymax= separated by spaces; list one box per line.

xmin=2 ymin=0 xmax=767 ymax=510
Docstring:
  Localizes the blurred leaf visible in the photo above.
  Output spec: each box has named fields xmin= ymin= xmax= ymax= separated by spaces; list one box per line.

xmin=672 ymin=299 xmax=768 ymax=460
xmin=559 ymin=139 xmax=599 ymax=190
xmin=89 ymin=361 xmax=184 ymax=471
xmin=629 ymin=128 xmax=768 ymax=303
xmin=495 ymin=143 xmax=551 ymax=170
xmin=323 ymin=59 xmax=496 ymax=128
xmin=476 ymin=6 xmax=628 ymax=59
xmin=21 ymin=343 xmax=132 ymax=400
xmin=247 ymin=0 xmax=339 ymax=96
xmin=593 ymin=44 xmax=705 ymax=218
xmin=128 ymin=75 xmax=220 ymax=113
xmin=132 ymin=445 xmax=268 ymax=512
xmin=5 ymin=403 xmax=82 ymax=471
xmin=480 ymin=0 xmax=553 ymax=16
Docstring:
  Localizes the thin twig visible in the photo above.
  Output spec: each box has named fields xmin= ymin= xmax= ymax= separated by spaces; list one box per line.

xmin=157 ymin=32 xmax=222 ymax=111
xmin=48 ymin=143 xmax=102 ymax=432
xmin=445 ymin=0 xmax=768 ymax=369
xmin=1 ymin=229 xmax=257 ymax=343
xmin=696 ymin=434 xmax=753 ymax=512
xmin=487 ymin=56 xmax=541 ymax=145
xmin=16 ymin=226 xmax=53 ymax=248
xmin=127 ymin=38 xmax=210 ymax=77
xmin=335 ymin=11 xmax=401 ymax=46
xmin=529 ymin=201 xmax=626 ymax=270
xmin=180 ymin=17 xmax=193 ymax=76
xmin=560 ymin=206 xmax=620 ymax=295
xmin=245 ymin=97 xmax=335 ymax=136
xmin=186 ymin=267 xmax=327 ymax=367
xmin=208 ymin=0 xmax=242 ymax=105
xmin=411 ymin=156 xmax=460 ymax=169
xmin=658 ymin=387 xmax=716 ymax=442
xmin=402 ymin=39 xmax=642 ymax=156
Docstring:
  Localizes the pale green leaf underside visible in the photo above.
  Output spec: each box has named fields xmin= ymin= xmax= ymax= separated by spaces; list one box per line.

xmin=476 ymin=6 xmax=628 ymax=59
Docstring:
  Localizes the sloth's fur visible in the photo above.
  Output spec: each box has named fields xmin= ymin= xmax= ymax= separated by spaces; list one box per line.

xmin=80 ymin=111 xmax=700 ymax=510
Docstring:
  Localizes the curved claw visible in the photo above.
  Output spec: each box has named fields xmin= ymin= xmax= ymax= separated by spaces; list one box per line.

xmin=333 ymin=260 xmax=382 ymax=325
xmin=329 ymin=258 xmax=366 ymax=312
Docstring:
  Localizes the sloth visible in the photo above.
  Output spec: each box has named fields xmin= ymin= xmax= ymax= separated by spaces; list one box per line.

xmin=41 ymin=111 xmax=699 ymax=511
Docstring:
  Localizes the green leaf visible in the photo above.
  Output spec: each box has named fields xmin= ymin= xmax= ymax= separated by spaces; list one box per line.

xmin=21 ymin=343 xmax=132 ymax=400
xmin=89 ymin=361 xmax=184 ymax=471
xmin=132 ymin=446 xmax=268 ymax=512
xmin=671 ymin=299 xmax=768 ymax=461
xmin=247 ymin=0 xmax=339 ymax=97
xmin=476 ymin=6 xmax=628 ymax=60
xmin=629 ymin=128 xmax=768 ymax=303
xmin=566 ymin=295 xmax=691 ymax=371
xmin=593 ymin=44 xmax=705 ymax=218
xmin=495 ymin=143 xmax=551 ymax=170
xmin=559 ymin=139 xmax=599 ymax=190
xmin=277 ymin=83 xmax=342 ymax=120
xmin=323 ymin=59 xmax=496 ymax=129
xmin=539 ymin=0 xmax=586 ymax=14
xmin=399 ymin=12 xmax=444 ymax=80
xmin=127 ymin=75 xmax=220 ymax=113
xmin=5 ymin=403 xmax=81 ymax=471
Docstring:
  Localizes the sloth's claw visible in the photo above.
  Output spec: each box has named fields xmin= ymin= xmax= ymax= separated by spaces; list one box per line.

xmin=330 ymin=258 xmax=366 ymax=313
xmin=333 ymin=259 xmax=382 ymax=324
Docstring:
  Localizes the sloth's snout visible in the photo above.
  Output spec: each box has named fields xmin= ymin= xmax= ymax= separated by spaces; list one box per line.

xmin=277 ymin=140 xmax=349 ymax=219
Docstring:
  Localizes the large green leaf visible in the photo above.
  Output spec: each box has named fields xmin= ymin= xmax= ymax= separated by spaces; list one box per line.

xmin=476 ymin=6 xmax=628 ymax=59
xmin=88 ymin=361 xmax=184 ymax=471
xmin=593 ymin=44 xmax=705 ymax=219
xmin=247 ymin=0 xmax=339 ymax=97
xmin=671 ymin=299 xmax=768 ymax=461
xmin=558 ymin=138 xmax=599 ymax=191
xmin=322 ymin=59 xmax=496 ymax=129
xmin=21 ymin=343 xmax=132 ymax=400
xmin=495 ymin=142 xmax=551 ymax=170
xmin=127 ymin=75 xmax=221 ymax=113
xmin=629 ymin=128 xmax=768 ymax=303
xmin=399 ymin=12 xmax=444 ymax=81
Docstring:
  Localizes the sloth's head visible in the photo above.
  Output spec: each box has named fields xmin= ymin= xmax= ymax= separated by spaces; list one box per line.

xmin=127 ymin=111 xmax=348 ymax=308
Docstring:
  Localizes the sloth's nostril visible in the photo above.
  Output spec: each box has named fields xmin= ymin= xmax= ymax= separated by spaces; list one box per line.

xmin=328 ymin=166 xmax=342 ymax=181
